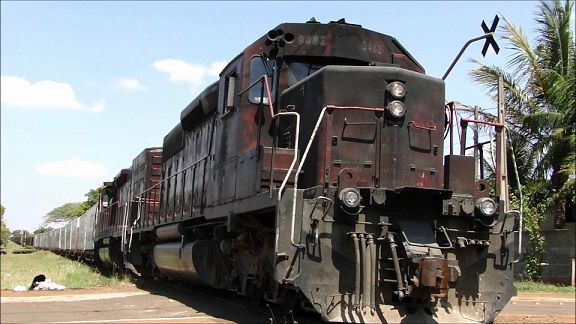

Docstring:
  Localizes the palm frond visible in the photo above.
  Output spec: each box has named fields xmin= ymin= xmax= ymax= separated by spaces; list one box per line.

xmin=468 ymin=0 xmax=575 ymax=198
xmin=535 ymin=0 xmax=575 ymax=75
xmin=499 ymin=15 xmax=547 ymax=91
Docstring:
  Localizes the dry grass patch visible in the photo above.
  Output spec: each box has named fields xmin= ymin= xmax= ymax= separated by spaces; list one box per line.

xmin=1 ymin=241 xmax=132 ymax=290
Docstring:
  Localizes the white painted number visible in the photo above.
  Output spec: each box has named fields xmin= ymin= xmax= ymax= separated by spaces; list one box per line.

xmin=361 ymin=41 xmax=383 ymax=55
xmin=297 ymin=35 xmax=326 ymax=46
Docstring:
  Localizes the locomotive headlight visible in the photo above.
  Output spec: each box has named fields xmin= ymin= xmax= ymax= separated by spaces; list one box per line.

xmin=387 ymin=101 xmax=406 ymax=118
xmin=387 ymin=81 xmax=406 ymax=98
xmin=339 ymin=188 xmax=361 ymax=208
xmin=476 ymin=197 xmax=498 ymax=217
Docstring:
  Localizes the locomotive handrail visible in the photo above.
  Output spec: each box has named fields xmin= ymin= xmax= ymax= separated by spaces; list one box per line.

xmin=238 ymin=74 xmax=280 ymax=195
xmin=326 ymin=104 xmax=385 ymax=112
xmin=506 ymin=124 xmax=524 ymax=263
xmin=275 ymin=111 xmax=303 ymax=249
xmin=459 ymin=118 xmax=524 ymax=261
xmin=238 ymin=71 xmax=306 ymax=250
xmin=98 ymin=200 xmax=120 ymax=234
xmin=400 ymin=226 xmax=454 ymax=250
xmin=269 ymin=116 xmax=301 ymax=197
xmin=408 ymin=121 xmax=437 ymax=131
xmin=134 ymin=153 xmax=210 ymax=201
xmin=460 ymin=118 xmax=504 ymax=128
xmin=238 ymin=74 xmax=275 ymax=118
xmin=459 ymin=117 xmax=504 ymax=155
xmin=131 ymin=152 xmax=209 ymax=229
xmin=283 ymin=104 xmax=386 ymax=250
xmin=120 ymin=202 xmax=130 ymax=253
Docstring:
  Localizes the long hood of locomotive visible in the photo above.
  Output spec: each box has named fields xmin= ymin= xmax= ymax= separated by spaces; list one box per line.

xmin=280 ymin=65 xmax=445 ymax=191
xmin=248 ymin=22 xmax=425 ymax=73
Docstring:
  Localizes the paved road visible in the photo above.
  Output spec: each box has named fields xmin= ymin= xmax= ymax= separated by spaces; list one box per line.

xmin=1 ymin=286 xmax=574 ymax=323
xmin=501 ymin=293 xmax=575 ymax=317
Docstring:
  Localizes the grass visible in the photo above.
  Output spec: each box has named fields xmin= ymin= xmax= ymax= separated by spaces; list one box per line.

xmin=514 ymin=280 xmax=575 ymax=294
xmin=2 ymin=241 xmax=574 ymax=294
xmin=1 ymin=241 xmax=133 ymax=291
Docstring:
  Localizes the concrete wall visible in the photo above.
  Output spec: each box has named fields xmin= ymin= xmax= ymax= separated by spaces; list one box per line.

xmin=513 ymin=223 xmax=576 ymax=285
xmin=513 ymin=231 xmax=528 ymax=281
xmin=541 ymin=223 xmax=575 ymax=285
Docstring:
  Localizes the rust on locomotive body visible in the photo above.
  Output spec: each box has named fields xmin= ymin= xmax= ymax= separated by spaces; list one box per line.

xmin=35 ymin=18 xmax=517 ymax=324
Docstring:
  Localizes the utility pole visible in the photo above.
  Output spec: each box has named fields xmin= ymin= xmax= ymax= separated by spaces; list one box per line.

xmin=474 ymin=105 xmax=479 ymax=179
xmin=495 ymin=76 xmax=509 ymax=211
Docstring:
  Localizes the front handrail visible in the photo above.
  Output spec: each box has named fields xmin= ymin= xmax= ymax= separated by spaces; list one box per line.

xmin=237 ymin=73 xmax=306 ymax=249
xmin=458 ymin=118 xmax=523 ymax=262
xmin=459 ymin=118 xmax=504 ymax=156
xmin=284 ymin=104 xmax=386 ymax=249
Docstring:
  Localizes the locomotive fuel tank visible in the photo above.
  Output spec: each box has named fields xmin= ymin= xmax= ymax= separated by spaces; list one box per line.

xmin=153 ymin=240 xmax=227 ymax=288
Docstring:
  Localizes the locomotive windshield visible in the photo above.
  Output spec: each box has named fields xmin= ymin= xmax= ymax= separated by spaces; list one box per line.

xmin=287 ymin=61 xmax=323 ymax=86
xmin=285 ymin=57 xmax=371 ymax=86
xmin=248 ymin=55 xmax=276 ymax=104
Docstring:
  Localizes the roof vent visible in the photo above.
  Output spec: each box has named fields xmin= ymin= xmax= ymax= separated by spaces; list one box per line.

xmin=306 ymin=17 xmax=320 ymax=24
xmin=328 ymin=18 xmax=362 ymax=27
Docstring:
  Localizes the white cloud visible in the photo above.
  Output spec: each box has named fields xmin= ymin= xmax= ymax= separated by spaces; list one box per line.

xmin=0 ymin=75 xmax=105 ymax=112
xmin=90 ymin=100 xmax=106 ymax=113
xmin=153 ymin=59 xmax=227 ymax=92
xmin=36 ymin=159 xmax=108 ymax=179
xmin=116 ymin=78 xmax=148 ymax=91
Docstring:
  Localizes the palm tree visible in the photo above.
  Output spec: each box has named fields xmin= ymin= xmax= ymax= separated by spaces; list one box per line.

xmin=469 ymin=0 xmax=575 ymax=227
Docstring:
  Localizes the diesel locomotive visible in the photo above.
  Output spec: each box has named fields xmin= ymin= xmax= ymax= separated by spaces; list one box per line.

xmin=35 ymin=18 xmax=518 ymax=323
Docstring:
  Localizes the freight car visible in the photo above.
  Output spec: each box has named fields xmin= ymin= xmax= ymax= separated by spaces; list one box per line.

xmin=34 ymin=205 xmax=96 ymax=261
xmin=11 ymin=234 xmax=34 ymax=247
xmin=35 ymin=18 xmax=518 ymax=323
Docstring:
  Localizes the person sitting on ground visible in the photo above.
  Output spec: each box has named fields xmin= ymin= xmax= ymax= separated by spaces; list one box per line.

xmin=29 ymin=274 xmax=46 ymax=291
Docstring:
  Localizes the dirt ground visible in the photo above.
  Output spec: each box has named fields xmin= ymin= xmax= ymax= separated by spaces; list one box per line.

xmin=1 ymin=284 xmax=139 ymax=297
xmin=494 ymin=315 xmax=575 ymax=323
xmin=2 ymin=286 xmax=574 ymax=323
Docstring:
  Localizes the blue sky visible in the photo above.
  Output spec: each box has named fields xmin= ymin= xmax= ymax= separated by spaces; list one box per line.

xmin=0 ymin=1 xmax=561 ymax=232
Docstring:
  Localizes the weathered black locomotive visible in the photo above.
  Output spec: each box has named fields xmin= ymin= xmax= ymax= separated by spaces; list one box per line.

xmin=35 ymin=18 xmax=517 ymax=323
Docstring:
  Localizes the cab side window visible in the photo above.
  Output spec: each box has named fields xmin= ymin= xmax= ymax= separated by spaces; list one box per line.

xmin=248 ymin=55 xmax=276 ymax=104
xmin=224 ymin=72 xmax=236 ymax=113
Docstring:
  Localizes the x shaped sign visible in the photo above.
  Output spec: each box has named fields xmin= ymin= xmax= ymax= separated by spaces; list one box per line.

xmin=481 ymin=15 xmax=500 ymax=57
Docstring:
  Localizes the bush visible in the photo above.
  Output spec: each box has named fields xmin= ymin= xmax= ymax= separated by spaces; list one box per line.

xmin=12 ymin=249 xmax=37 ymax=254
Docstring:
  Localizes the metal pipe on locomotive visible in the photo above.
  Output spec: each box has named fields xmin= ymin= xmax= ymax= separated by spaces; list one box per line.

xmin=34 ymin=18 xmax=518 ymax=323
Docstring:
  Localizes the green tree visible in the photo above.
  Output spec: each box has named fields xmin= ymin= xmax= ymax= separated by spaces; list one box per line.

xmin=42 ymin=202 xmax=87 ymax=225
xmin=41 ymin=186 xmax=103 ymax=226
xmin=469 ymin=0 xmax=575 ymax=280
xmin=10 ymin=229 xmax=21 ymax=241
xmin=1 ymin=204 xmax=9 ymax=247
xmin=84 ymin=186 xmax=103 ymax=207
xmin=33 ymin=226 xmax=53 ymax=235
